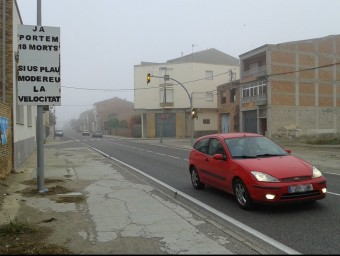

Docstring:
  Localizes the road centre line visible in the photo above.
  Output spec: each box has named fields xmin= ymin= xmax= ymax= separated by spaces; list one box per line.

xmin=104 ymin=140 xmax=185 ymax=161
xmin=327 ymin=191 xmax=340 ymax=196
xmin=325 ymin=171 xmax=340 ymax=176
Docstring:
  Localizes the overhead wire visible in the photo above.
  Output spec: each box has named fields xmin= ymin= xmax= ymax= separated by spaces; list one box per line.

xmin=61 ymin=62 xmax=339 ymax=92
xmin=60 ymin=62 xmax=339 ymax=105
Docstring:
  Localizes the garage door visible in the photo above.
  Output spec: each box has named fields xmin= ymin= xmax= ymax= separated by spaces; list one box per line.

xmin=156 ymin=113 xmax=176 ymax=137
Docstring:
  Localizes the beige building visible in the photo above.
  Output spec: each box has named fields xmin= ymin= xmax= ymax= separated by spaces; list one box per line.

xmin=238 ymin=35 xmax=340 ymax=138
xmin=134 ymin=48 xmax=239 ymax=139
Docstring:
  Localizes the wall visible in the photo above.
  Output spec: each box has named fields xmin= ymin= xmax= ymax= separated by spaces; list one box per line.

xmin=12 ymin=0 xmax=37 ymax=169
xmin=269 ymin=35 xmax=340 ymax=138
xmin=0 ymin=103 xmax=13 ymax=178
xmin=134 ymin=61 xmax=239 ymax=138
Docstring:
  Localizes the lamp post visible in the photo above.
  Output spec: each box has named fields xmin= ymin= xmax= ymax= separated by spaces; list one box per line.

xmin=148 ymin=74 xmax=194 ymax=146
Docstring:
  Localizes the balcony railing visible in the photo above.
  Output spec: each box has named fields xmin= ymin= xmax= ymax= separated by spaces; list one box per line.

xmin=243 ymin=65 xmax=266 ymax=77
xmin=241 ymin=94 xmax=267 ymax=104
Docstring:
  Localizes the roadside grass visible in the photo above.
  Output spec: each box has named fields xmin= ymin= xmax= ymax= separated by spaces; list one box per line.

xmin=0 ymin=178 xmax=80 ymax=254
xmin=0 ymin=218 xmax=71 ymax=255
xmin=0 ymin=218 xmax=39 ymax=235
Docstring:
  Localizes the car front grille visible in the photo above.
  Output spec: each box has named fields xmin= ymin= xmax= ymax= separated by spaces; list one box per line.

xmin=280 ymin=190 xmax=322 ymax=200
xmin=280 ymin=176 xmax=311 ymax=182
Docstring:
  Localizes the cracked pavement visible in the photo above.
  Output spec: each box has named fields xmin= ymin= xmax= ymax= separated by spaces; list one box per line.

xmin=0 ymin=137 xmax=277 ymax=254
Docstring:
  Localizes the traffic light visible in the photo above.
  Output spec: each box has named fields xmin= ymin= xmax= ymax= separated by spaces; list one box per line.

xmin=191 ymin=108 xmax=198 ymax=119
xmin=147 ymin=73 xmax=151 ymax=84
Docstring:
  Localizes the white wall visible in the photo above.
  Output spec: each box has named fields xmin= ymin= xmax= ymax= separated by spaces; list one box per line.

xmin=134 ymin=62 xmax=239 ymax=110
xmin=13 ymin=2 xmax=37 ymax=143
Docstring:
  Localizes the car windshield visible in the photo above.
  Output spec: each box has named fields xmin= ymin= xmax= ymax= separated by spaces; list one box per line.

xmin=225 ymin=137 xmax=289 ymax=159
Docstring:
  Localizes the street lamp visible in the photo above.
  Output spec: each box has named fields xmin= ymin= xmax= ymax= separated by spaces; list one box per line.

xmin=146 ymin=74 xmax=194 ymax=145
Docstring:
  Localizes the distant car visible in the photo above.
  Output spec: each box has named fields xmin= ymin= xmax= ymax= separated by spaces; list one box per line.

xmin=55 ymin=130 xmax=63 ymax=137
xmin=92 ymin=131 xmax=103 ymax=138
xmin=189 ymin=132 xmax=327 ymax=210
xmin=82 ymin=130 xmax=90 ymax=136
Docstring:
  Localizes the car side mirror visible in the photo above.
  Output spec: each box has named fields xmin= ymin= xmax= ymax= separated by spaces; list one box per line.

xmin=285 ymin=148 xmax=292 ymax=154
xmin=213 ymin=154 xmax=226 ymax=161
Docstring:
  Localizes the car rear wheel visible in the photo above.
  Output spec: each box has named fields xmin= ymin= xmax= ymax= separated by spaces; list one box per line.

xmin=233 ymin=178 xmax=253 ymax=210
xmin=190 ymin=167 xmax=205 ymax=190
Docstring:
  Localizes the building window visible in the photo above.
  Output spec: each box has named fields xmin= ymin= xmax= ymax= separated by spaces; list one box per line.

xmin=242 ymin=80 xmax=267 ymax=99
xmin=16 ymin=104 xmax=24 ymax=125
xmin=159 ymin=67 xmax=173 ymax=81
xmin=230 ymin=88 xmax=236 ymax=102
xmin=203 ymin=119 xmax=210 ymax=124
xmin=27 ymin=106 xmax=32 ymax=127
xmin=221 ymin=90 xmax=226 ymax=104
xmin=230 ymin=71 xmax=237 ymax=81
xmin=206 ymin=92 xmax=213 ymax=101
xmin=205 ymin=70 xmax=213 ymax=80
xmin=242 ymin=85 xmax=249 ymax=98
xmin=160 ymin=87 xmax=174 ymax=103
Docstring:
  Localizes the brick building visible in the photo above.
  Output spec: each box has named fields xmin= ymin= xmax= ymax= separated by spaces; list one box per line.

xmin=238 ymin=35 xmax=340 ymax=138
xmin=93 ymin=97 xmax=135 ymax=136
xmin=217 ymin=79 xmax=240 ymax=133
xmin=1 ymin=1 xmax=38 ymax=178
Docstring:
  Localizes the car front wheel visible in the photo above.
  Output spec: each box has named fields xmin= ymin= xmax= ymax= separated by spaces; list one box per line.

xmin=190 ymin=167 xmax=205 ymax=190
xmin=233 ymin=178 xmax=253 ymax=210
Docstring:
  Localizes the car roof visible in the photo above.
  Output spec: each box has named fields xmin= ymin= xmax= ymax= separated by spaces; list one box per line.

xmin=196 ymin=132 xmax=263 ymax=141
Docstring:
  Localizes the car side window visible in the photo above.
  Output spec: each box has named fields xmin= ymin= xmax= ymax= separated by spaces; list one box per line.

xmin=208 ymin=138 xmax=225 ymax=156
xmin=193 ymin=138 xmax=209 ymax=154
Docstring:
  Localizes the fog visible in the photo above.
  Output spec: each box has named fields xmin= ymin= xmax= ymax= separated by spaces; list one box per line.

xmin=16 ymin=0 xmax=340 ymax=128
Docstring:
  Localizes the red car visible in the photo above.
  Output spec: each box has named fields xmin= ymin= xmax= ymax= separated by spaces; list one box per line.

xmin=189 ymin=133 xmax=327 ymax=210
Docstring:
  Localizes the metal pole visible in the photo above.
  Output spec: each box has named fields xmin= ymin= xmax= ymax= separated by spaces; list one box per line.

xmin=36 ymin=0 xmax=47 ymax=193
xmin=53 ymin=106 xmax=56 ymax=139
xmin=2 ymin=0 xmax=6 ymax=103
xmin=190 ymin=95 xmax=193 ymax=146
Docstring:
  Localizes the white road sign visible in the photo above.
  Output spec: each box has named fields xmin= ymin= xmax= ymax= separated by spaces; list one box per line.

xmin=17 ymin=25 xmax=61 ymax=106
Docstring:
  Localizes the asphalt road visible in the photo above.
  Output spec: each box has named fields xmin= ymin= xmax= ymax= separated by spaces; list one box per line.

xmin=58 ymin=133 xmax=340 ymax=254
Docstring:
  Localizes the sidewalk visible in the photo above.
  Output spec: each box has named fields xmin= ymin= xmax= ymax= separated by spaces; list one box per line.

xmin=0 ymin=136 xmax=281 ymax=254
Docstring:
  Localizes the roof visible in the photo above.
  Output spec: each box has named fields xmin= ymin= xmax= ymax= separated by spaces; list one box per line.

xmin=93 ymin=97 xmax=133 ymax=106
xmin=138 ymin=48 xmax=240 ymax=67
xmin=167 ymin=48 xmax=239 ymax=66
xmin=240 ymin=34 xmax=340 ymax=57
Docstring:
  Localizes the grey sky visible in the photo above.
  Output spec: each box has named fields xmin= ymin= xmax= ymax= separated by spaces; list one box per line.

xmin=16 ymin=0 xmax=340 ymax=128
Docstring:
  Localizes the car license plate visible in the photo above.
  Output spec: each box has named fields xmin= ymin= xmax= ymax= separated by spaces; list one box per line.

xmin=288 ymin=184 xmax=313 ymax=193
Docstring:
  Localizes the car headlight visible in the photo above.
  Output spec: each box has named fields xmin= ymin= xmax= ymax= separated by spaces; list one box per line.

xmin=312 ymin=166 xmax=323 ymax=178
xmin=251 ymin=171 xmax=279 ymax=182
